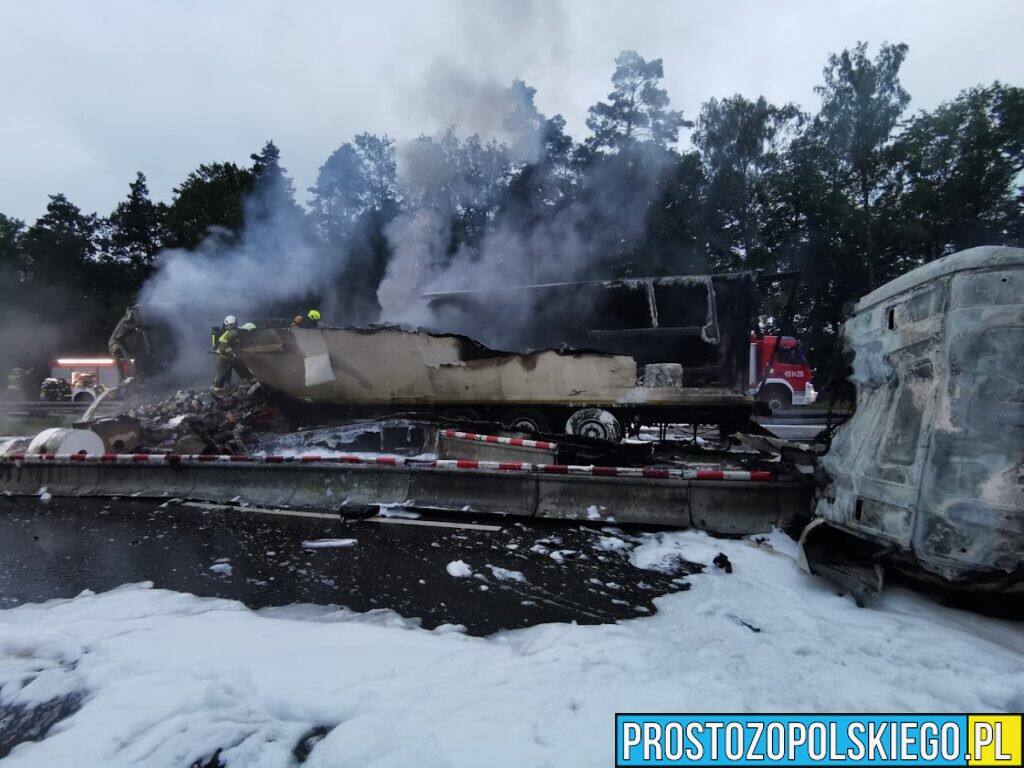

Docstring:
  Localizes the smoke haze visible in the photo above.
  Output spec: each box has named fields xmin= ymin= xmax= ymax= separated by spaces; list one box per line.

xmin=136 ymin=181 xmax=331 ymax=383
xmin=375 ymin=66 xmax=687 ymax=347
xmin=134 ymin=57 xmax=693 ymax=373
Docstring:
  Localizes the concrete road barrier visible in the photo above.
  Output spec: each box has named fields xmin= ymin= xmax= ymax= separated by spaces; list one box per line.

xmin=536 ymin=474 xmax=689 ymax=527
xmin=0 ymin=454 xmax=811 ymax=531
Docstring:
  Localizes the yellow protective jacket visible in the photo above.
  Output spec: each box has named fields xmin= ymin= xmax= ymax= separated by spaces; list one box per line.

xmin=215 ymin=329 xmax=239 ymax=357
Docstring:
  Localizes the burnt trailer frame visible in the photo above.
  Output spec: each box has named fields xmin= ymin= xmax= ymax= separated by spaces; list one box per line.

xmin=228 ymin=271 xmax=776 ymax=434
xmin=423 ymin=272 xmax=758 ymax=393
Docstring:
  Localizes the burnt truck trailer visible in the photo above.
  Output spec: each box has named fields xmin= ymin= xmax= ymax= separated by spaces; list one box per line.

xmin=110 ymin=272 xmax=766 ymax=436
xmin=415 ymin=271 xmax=761 ymax=432
xmin=231 ymin=325 xmax=753 ymax=440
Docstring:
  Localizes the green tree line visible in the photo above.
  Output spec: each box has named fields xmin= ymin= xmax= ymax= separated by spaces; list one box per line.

xmin=1 ymin=42 xmax=1021 ymax=382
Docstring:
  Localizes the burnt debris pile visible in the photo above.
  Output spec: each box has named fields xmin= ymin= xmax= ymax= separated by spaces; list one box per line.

xmin=118 ymin=382 xmax=288 ymax=454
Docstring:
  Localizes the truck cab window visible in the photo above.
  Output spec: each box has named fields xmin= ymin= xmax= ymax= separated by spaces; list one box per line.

xmin=776 ymin=345 xmax=806 ymax=365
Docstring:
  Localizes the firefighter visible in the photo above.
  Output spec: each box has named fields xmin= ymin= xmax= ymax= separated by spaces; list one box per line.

xmin=212 ymin=317 xmax=252 ymax=390
xmin=212 ymin=315 xmax=237 ymax=351
xmin=40 ymin=377 xmax=70 ymax=401
xmin=291 ymin=309 xmax=321 ymax=329
xmin=5 ymin=367 xmax=30 ymax=401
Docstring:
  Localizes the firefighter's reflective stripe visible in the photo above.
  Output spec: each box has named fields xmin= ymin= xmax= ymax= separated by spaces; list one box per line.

xmin=216 ymin=330 xmax=235 ymax=355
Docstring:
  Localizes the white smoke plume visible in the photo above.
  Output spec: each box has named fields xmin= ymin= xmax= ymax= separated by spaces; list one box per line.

xmin=137 ymin=185 xmax=338 ymax=384
xmin=136 ymin=54 xmax=688 ymax=379
xmin=376 ymin=63 xmax=682 ymax=347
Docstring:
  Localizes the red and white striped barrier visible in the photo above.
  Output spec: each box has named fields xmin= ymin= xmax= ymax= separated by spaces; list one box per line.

xmin=0 ymin=452 xmax=774 ymax=482
xmin=442 ymin=429 xmax=558 ymax=451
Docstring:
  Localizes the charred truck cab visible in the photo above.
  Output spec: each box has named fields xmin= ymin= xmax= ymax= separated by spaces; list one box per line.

xmin=804 ymin=246 xmax=1024 ymax=597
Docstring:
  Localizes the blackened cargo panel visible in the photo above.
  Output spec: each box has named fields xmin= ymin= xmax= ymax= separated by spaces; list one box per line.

xmin=233 ymin=326 xmax=750 ymax=409
xmin=424 ymin=273 xmax=756 ymax=392
xmin=817 ymin=246 xmax=1024 ymax=586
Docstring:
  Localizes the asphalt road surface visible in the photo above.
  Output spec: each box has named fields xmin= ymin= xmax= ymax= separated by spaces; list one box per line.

xmin=0 ymin=496 xmax=704 ymax=636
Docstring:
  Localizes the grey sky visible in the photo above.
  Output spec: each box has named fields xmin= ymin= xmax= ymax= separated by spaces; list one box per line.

xmin=2 ymin=0 xmax=1021 ymax=223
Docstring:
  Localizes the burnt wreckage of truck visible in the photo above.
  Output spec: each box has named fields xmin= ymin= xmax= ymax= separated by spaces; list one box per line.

xmin=423 ymin=273 xmax=756 ymax=392
xmin=111 ymin=271 xmax=774 ymax=436
xmin=802 ymin=246 xmax=1024 ymax=597
xmin=18 ymin=250 xmax=1019 ymax=598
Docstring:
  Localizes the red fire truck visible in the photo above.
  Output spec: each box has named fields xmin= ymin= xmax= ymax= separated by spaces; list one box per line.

xmin=40 ymin=357 xmax=121 ymax=403
xmin=748 ymin=335 xmax=817 ymax=411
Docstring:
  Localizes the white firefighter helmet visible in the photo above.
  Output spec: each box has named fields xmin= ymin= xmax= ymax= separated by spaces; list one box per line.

xmin=240 ymin=322 xmax=256 ymax=331
xmin=224 ymin=315 xmax=237 ymax=327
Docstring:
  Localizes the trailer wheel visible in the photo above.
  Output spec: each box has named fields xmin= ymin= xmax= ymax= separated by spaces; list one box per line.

xmin=758 ymin=385 xmax=791 ymax=413
xmin=72 ymin=391 xmax=95 ymax=403
xmin=565 ymin=408 xmax=622 ymax=443
xmin=500 ymin=408 xmax=551 ymax=435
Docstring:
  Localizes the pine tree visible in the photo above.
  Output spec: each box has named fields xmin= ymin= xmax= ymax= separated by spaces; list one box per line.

xmin=22 ymin=194 xmax=99 ymax=295
xmin=249 ymin=140 xmax=305 ymax=224
xmin=0 ymin=213 xmax=25 ymax=285
xmin=309 ymin=134 xmax=399 ymax=321
xmin=767 ymin=43 xmax=913 ymax=374
xmin=109 ymin=172 xmax=166 ymax=271
xmin=811 ymin=42 xmax=911 ymax=287
xmin=585 ymin=50 xmax=690 ymax=153
xmin=579 ymin=52 xmax=692 ymax=277
xmin=310 ymin=134 xmax=397 ymax=247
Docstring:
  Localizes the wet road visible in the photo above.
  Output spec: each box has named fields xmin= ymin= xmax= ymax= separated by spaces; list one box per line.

xmin=0 ymin=496 xmax=701 ymax=636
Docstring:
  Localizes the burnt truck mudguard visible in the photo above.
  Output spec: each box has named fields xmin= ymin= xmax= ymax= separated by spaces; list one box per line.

xmin=809 ymin=246 xmax=1024 ymax=593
